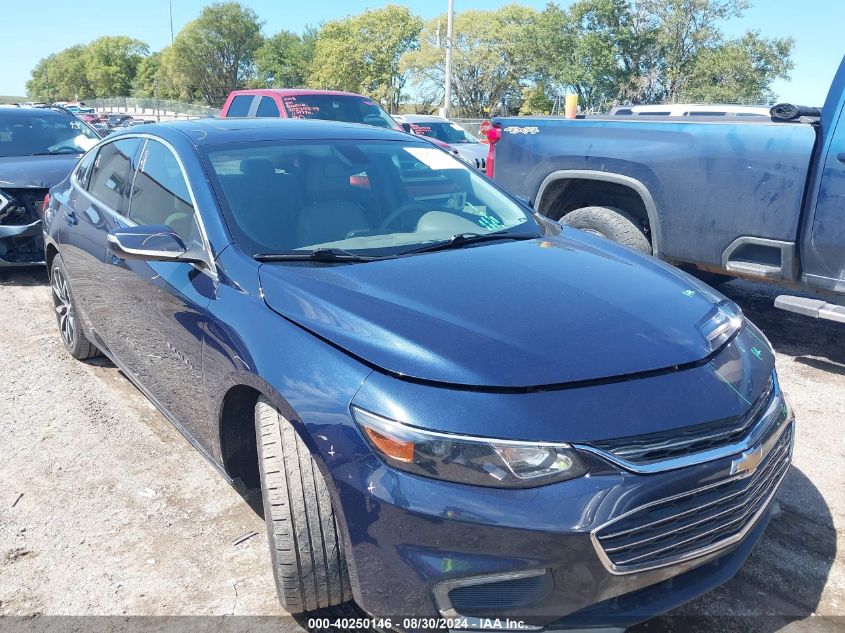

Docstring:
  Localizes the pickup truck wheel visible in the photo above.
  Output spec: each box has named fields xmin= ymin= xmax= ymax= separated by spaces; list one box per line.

xmin=255 ymin=396 xmax=351 ymax=613
xmin=50 ymin=254 xmax=101 ymax=360
xmin=562 ymin=206 xmax=651 ymax=254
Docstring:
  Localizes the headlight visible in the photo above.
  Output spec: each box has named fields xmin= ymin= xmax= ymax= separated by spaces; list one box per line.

xmin=352 ymin=407 xmax=587 ymax=488
xmin=700 ymin=301 xmax=744 ymax=351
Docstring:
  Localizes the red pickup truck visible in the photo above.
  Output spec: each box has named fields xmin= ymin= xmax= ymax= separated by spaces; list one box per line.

xmin=220 ymin=88 xmax=460 ymax=157
xmin=220 ymin=89 xmax=402 ymax=129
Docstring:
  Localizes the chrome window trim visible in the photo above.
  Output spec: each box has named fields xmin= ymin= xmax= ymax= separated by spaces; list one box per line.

xmin=590 ymin=418 xmax=793 ymax=576
xmin=574 ymin=373 xmax=782 ymax=474
xmin=71 ymin=133 xmax=217 ymax=278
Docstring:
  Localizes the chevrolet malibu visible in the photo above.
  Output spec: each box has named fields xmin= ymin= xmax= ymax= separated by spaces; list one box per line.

xmin=43 ymin=119 xmax=794 ymax=629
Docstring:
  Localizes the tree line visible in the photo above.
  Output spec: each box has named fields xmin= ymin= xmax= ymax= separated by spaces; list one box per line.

xmin=26 ymin=0 xmax=795 ymax=116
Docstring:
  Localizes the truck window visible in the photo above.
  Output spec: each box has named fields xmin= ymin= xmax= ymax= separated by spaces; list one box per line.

xmin=256 ymin=97 xmax=280 ymax=118
xmin=227 ymin=95 xmax=254 ymax=117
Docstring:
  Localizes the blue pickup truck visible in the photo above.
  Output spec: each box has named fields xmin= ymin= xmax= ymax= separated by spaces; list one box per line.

xmin=488 ymin=56 xmax=845 ymax=324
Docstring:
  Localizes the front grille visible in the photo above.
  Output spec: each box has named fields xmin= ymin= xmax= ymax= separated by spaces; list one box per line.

xmin=474 ymin=157 xmax=487 ymax=171
xmin=448 ymin=573 xmax=550 ymax=612
xmin=590 ymin=377 xmax=775 ymax=464
xmin=594 ymin=421 xmax=792 ymax=573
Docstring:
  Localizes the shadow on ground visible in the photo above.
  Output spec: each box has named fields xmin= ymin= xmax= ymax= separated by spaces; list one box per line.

xmin=720 ymin=280 xmax=845 ymax=367
xmin=0 ymin=267 xmax=47 ymax=287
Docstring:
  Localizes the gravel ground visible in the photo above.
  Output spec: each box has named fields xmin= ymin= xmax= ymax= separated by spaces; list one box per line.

xmin=0 ymin=268 xmax=842 ymax=632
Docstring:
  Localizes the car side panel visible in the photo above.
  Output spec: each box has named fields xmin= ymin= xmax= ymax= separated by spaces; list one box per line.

xmin=491 ymin=118 xmax=816 ymax=268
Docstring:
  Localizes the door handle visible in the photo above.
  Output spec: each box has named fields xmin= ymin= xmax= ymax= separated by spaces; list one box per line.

xmin=63 ymin=209 xmax=78 ymax=225
xmin=837 ymin=153 xmax=845 ymax=163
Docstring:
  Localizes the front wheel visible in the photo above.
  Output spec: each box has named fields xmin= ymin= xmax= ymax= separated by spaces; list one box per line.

xmin=255 ymin=396 xmax=352 ymax=613
xmin=561 ymin=206 xmax=651 ymax=254
xmin=50 ymin=255 xmax=101 ymax=360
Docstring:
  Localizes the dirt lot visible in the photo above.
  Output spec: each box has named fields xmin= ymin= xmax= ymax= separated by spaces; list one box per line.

xmin=0 ymin=268 xmax=843 ymax=632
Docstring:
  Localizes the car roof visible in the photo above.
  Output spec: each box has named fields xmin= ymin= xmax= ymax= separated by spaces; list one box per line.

xmin=228 ymin=88 xmax=375 ymax=99
xmin=400 ymin=114 xmax=449 ymax=122
xmin=111 ymin=117 xmax=416 ymax=146
xmin=0 ymin=106 xmax=71 ymax=118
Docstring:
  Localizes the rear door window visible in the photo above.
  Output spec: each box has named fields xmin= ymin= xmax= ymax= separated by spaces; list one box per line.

xmin=256 ymin=97 xmax=280 ymax=118
xmin=226 ymin=95 xmax=255 ymax=117
xmin=86 ymin=138 xmax=143 ymax=215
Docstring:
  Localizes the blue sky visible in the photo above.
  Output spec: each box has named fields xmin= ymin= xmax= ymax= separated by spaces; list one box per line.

xmin=2 ymin=0 xmax=842 ymax=104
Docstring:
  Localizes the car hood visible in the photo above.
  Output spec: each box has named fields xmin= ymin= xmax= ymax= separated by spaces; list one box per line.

xmin=0 ymin=154 xmax=82 ymax=189
xmin=258 ymin=233 xmax=730 ymax=388
xmin=453 ymin=143 xmax=489 ymax=162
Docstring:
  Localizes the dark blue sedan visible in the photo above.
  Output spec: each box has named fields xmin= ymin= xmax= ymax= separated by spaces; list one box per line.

xmin=43 ymin=118 xmax=794 ymax=628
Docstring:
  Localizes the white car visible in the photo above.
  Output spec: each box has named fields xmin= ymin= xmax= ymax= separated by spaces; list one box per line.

xmin=393 ymin=114 xmax=489 ymax=170
xmin=609 ymin=103 xmax=771 ymax=117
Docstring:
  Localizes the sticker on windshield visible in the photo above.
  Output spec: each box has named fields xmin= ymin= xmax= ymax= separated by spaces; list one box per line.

xmin=405 ymin=147 xmax=463 ymax=170
xmin=477 ymin=216 xmax=503 ymax=230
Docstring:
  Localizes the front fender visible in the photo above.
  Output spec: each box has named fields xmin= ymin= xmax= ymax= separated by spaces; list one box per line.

xmin=203 ymin=256 xmax=375 ymax=474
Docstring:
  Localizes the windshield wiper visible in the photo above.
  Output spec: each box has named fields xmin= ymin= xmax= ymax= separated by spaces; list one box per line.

xmin=399 ymin=231 xmax=537 ymax=256
xmin=254 ymin=248 xmax=381 ymax=263
xmin=26 ymin=150 xmax=83 ymax=156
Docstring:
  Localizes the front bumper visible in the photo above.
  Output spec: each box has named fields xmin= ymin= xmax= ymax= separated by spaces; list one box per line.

xmin=329 ymin=418 xmax=793 ymax=629
xmin=0 ymin=189 xmax=47 ymax=266
xmin=0 ymin=221 xmax=44 ymax=266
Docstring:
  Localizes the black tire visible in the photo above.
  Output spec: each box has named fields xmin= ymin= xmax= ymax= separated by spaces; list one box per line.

xmin=561 ymin=205 xmax=651 ymax=254
xmin=255 ymin=396 xmax=351 ymax=613
xmin=50 ymin=254 xmax=101 ymax=360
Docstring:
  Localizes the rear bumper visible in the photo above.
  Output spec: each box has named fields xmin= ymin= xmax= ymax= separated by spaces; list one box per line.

xmin=329 ymin=421 xmax=792 ymax=629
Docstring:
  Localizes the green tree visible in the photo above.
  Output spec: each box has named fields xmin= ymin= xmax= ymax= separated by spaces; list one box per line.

xmin=680 ymin=31 xmax=794 ymax=103
xmin=83 ymin=36 xmax=149 ymax=97
xmin=132 ymin=52 xmax=163 ymax=98
xmin=402 ymin=5 xmax=537 ymax=117
xmin=310 ymin=5 xmax=422 ymax=112
xmin=519 ymin=83 xmax=554 ymax=115
xmin=26 ymin=45 xmax=93 ymax=101
xmin=164 ymin=1 xmax=264 ymax=105
xmin=642 ymin=0 xmax=749 ymax=102
xmin=528 ymin=0 xmax=645 ymax=111
xmin=526 ymin=0 xmax=791 ymax=109
xmin=254 ymin=29 xmax=312 ymax=88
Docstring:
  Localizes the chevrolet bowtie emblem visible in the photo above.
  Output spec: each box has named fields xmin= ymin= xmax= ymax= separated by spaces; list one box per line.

xmin=731 ymin=444 xmax=764 ymax=476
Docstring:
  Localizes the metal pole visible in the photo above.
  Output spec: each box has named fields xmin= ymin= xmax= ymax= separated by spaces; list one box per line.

xmin=169 ymin=1 xmax=174 ymax=44
xmin=443 ymin=0 xmax=454 ymax=119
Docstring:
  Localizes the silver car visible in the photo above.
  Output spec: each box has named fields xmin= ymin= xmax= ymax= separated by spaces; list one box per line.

xmin=394 ymin=114 xmax=489 ymax=170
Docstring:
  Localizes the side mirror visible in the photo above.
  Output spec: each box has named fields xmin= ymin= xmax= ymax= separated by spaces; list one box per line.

xmin=400 ymin=123 xmax=413 ymax=133
xmin=107 ymin=225 xmax=205 ymax=265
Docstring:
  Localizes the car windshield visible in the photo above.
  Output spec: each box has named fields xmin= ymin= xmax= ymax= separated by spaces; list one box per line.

xmin=202 ymin=139 xmax=538 ymax=258
xmin=0 ymin=113 xmax=100 ymax=157
xmin=410 ymin=121 xmax=479 ymax=144
xmin=280 ymin=94 xmax=400 ymax=131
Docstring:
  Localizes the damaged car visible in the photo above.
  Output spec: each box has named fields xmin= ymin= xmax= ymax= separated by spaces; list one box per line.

xmin=0 ymin=106 xmax=99 ymax=266
xmin=44 ymin=119 xmax=794 ymax=629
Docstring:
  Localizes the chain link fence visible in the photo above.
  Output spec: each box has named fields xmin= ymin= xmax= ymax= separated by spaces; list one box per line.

xmin=451 ymin=118 xmax=486 ymax=138
xmin=87 ymin=97 xmax=220 ymax=119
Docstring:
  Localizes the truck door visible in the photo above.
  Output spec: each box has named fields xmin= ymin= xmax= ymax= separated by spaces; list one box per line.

xmin=801 ymin=57 xmax=845 ymax=294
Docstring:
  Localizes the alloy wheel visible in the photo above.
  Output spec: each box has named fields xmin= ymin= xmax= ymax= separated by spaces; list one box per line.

xmin=52 ymin=268 xmax=76 ymax=347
